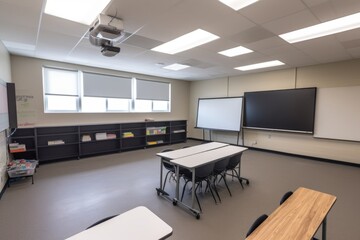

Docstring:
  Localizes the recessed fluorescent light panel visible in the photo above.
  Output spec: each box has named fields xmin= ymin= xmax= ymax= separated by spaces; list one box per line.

xmin=279 ymin=12 xmax=360 ymax=43
xmin=44 ymin=0 xmax=112 ymax=25
xmin=218 ymin=46 xmax=253 ymax=57
xmin=163 ymin=64 xmax=190 ymax=71
xmin=151 ymin=29 xmax=219 ymax=54
xmin=235 ymin=60 xmax=284 ymax=71
xmin=219 ymin=0 xmax=258 ymax=11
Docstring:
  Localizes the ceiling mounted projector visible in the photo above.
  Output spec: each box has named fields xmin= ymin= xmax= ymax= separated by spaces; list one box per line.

xmin=89 ymin=14 xmax=124 ymax=57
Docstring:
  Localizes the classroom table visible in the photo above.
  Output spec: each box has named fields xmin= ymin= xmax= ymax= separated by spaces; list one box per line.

xmin=156 ymin=141 xmax=228 ymax=160
xmin=65 ymin=206 xmax=173 ymax=240
xmin=246 ymin=187 xmax=337 ymax=240
xmin=156 ymin=143 xmax=248 ymax=219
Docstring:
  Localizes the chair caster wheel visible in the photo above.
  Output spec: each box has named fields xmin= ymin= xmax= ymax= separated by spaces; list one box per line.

xmin=246 ymin=180 xmax=250 ymax=185
xmin=196 ymin=213 xmax=200 ymax=219
xmin=172 ymin=200 xmax=177 ymax=206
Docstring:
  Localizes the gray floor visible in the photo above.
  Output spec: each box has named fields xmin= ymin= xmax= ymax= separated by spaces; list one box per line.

xmin=0 ymin=140 xmax=359 ymax=240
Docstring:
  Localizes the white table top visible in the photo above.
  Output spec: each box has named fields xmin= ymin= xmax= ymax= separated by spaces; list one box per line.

xmin=65 ymin=206 xmax=173 ymax=240
xmin=171 ymin=145 xmax=248 ymax=168
xmin=156 ymin=142 xmax=228 ymax=160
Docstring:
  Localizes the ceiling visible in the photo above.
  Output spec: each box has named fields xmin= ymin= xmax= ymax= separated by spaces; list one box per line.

xmin=1 ymin=0 xmax=360 ymax=81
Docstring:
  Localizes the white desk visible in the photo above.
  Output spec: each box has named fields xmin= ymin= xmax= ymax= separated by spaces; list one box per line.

xmin=156 ymin=142 xmax=228 ymax=193
xmin=165 ymin=145 xmax=248 ymax=218
xmin=156 ymin=141 xmax=228 ymax=160
xmin=65 ymin=206 xmax=173 ymax=240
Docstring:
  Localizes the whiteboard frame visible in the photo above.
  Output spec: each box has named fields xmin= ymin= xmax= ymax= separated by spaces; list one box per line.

xmin=195 ymin=97 xmax=243 ymax=132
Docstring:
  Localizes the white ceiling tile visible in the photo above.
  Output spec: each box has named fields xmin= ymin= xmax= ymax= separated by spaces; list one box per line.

xmin=240 ymin=0 xmax=307 ymax=24
xmin=263 ymin=10 xmax=318 ymax=35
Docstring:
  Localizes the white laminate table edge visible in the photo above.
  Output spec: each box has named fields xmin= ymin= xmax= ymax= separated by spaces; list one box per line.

xmin=156 ymin=142 xmax=229 ymax=159
xmin=171 ymin=145 xmax=248 ymax=168
xmin=65 ymin=206 xmax=173 ymax=240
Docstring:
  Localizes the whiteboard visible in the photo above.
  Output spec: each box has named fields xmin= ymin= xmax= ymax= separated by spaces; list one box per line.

xmin=196 ymin=97 xmax=243 ymax=132
xmin=314 ymin=86 xmax=360 ymax=141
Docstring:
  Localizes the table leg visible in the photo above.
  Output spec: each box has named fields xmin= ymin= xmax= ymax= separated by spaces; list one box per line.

xmin=322 ymin=216 xmax=327 ymax=240
xmin=191 ymin=168 xmax=196 ymax=209
xmin=160 ymin=158 xmax=164 ymax=190
xmin=175 ymin=165 xmax=180 ymax=200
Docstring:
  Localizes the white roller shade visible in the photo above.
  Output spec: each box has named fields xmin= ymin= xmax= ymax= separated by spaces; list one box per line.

xmin=136 ymin=79 xmax=170 ymax=101
xmin=44 ymin=68 xmax=78 ymax=96
xmin=83 ymin=72 xmax=132 ymax=99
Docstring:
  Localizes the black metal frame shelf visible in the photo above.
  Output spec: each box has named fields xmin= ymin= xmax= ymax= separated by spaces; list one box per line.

xmin=10 ymin=120 xmax=187 ymax=163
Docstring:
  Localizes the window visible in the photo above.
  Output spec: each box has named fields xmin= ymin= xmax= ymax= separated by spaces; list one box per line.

xmin=42 ymin=67 xmax=171 ymax=113
xmin=43 ymin=67 xmax=79 ymax=112
xmin=136 ymin=79 xmax=170 ymax=112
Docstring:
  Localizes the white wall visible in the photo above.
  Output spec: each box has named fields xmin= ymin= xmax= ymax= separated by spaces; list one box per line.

xmin=189 ymin=60 xmax=360 ymax=164
xmin=10 ymin=56 xmax=190 ymax=127
xmin=0 ymin=41 xmax=12 ymax=192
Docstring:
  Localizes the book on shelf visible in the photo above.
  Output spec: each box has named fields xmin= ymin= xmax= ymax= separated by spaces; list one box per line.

xmin=9 ymin=143 xmax=27 ymax=153
xmin=48 ymin=140 xmax=65 ymax=145
xmin=82 ymin=135 xmax=92 ymax=142
xmin=173 ymin=129 xmax=186 ymax=133
xmin=95 ymin=132 xmax=107 ymax=140
xmin=106 ymin=133 xmax=117 ymax=139
xmin=122 ymin=132 xmax=134 ymax=138
xmin=146 ymin=127 xmax=166 ymax=135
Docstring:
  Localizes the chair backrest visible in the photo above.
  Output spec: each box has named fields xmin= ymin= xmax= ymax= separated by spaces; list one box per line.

xmin=280 ymin=191 xmax=293 ymax=205
xmin=213 ymin=157 xmax=230 ymax=173
xmin=194 ymin=162 xmax=215 ymax=179
xmin=226 ymin=153 xmax=243 ymax=170
xmin=87 ymin=215 xmax=118 ymax=229
xmin=246 ymin=214 xmax=268 ymax=237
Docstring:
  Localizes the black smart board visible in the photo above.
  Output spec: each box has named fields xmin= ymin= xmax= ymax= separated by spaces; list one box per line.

xmin=196 ymin=97 xmax=243 ymax=132
xmin=244 ymin=88 xmax=316 ymax=133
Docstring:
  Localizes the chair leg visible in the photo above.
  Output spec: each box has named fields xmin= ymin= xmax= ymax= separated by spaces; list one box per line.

xmin=162 ymin=171 xmax=171 ymax=191
xmin=220 ymin=173 xmax=232 ymax=196
xmin=212 ymin=177 xmax=222 ymax=203
xmin=233 ymin=169 xmax=244 ymax=189
xmin=206 ymin=179 xmax=218 ymax=204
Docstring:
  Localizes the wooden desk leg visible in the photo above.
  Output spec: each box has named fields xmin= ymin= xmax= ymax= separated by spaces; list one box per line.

xmin=322 ymin=216 xmax=327 ymax=240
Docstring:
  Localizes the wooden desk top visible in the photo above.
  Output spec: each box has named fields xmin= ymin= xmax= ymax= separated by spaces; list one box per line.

xmin=246 ymin=187 xmax=337 ymax=240
xmin=156 ymin=141 xmax=228 ymax=160
xmin=171 ymin=145 xmax=247 ymax=168
xmin=66 ymin=206 xmax=173 ymax=240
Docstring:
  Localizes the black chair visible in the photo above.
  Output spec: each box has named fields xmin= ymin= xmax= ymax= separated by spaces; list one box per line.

xmin=87 ymin=215 xmax=118 ymax=229
xmin=225 ymin=153 xmax=245 ymax=189
xmin=181 ymin=162 xmax=217 ymax=212
xmin=246 ymin=214 xmax=268 ymax=237
xmin=160 ymin=149 xmax=176 ymax=191
xmin=279 ymin=191 xmax=293 ymax=205
xmin=212 ymin=157 xmax=232 ymax=202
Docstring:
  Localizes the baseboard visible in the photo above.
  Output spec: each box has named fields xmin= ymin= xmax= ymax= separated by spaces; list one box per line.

xmin=186 ymin=138 xmax=360 ymax=168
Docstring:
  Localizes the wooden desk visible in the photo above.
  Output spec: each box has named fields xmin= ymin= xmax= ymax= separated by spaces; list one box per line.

xmin=170 ymin=145 xmax=248 ymax=218
xmin=246 ymin=187 xmax=337 ymax=240
xmin=66 ymin=206 xmax=173 ymax=240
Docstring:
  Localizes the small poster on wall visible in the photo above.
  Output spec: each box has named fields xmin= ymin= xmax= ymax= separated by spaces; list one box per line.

xmin=16 ymin=90 xmax=37 ymax=127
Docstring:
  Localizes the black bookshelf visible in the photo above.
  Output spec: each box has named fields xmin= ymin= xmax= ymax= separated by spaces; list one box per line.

xmin=10 ymin=120 xmax=187 ymax=163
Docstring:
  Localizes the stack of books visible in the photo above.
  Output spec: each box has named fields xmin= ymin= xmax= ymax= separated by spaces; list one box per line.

xmin=122 ymin=132 xmax=134 ymax=138
xmin=106 ymin=133 xmax=117 ymax=139
xmin=82 ymin=135 xmax=91 ymax=142
xmin=9 ymin=143 xmax=26 ymax=153
xmin=95 ymin=132 xmax=107 ymax=140
xmin=48 ymin=140 xmax=65 ymax=145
